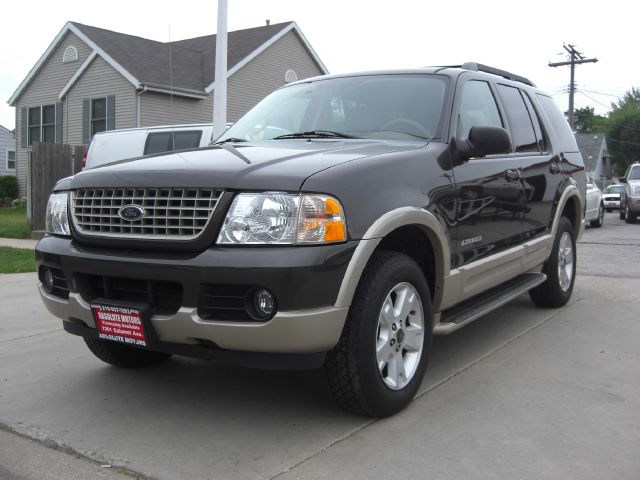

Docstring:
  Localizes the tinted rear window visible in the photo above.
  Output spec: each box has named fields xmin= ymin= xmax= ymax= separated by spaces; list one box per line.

xmin=144 ymin=130 xmax=203 ymax=155
xmin=536 ymin=94 xmax=578 ymax=152
xmin=174 ymin=131 xmax=202 ymax=150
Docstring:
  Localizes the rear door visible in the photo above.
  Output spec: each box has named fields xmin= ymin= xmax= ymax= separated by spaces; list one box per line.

xmin=449 ymin=77 xmax=525 ymax=268
xmin=494 ymin=84 xmax=561 ymax=240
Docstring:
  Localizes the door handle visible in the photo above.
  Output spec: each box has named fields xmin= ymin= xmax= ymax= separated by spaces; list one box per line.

xmin=550 ymin=163 xmax=561 ymax=174
xmin=505 ymin=169 xmax=521 ymax=182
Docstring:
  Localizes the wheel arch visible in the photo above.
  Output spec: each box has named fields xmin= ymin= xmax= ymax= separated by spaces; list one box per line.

xmin=553 ymin=185 xmax=583 ymax=239
xmin=335 ymin=207 xmax=450 ymax=312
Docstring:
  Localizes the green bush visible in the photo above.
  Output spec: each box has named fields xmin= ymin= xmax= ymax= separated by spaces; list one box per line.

xmin=0 ymin=176 xmax=18 ymax=199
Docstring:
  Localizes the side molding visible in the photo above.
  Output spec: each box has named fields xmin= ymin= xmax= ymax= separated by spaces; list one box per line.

xmin=440 ymin=184 xmax=584 ymax=311
xmin=334 ymin=207 xmax=450 ymax=310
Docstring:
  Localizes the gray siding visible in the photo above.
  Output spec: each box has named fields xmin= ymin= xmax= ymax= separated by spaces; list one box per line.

xmin=65 ymin=56 xmax=137 ymax=145
xmin=13 ymin=31 xmax=92 ymax=196
xmin=227 ymin=30 xmax=324 ymax=121
xmin=140 ymin=93 xmax=213 ymax=127
xmin=0 ymin=127 xmax=16 ymax=177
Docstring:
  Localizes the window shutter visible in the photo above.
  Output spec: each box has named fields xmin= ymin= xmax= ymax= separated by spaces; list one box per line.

xmin=106 ymin=95 xmax=116 ymax=131
xmin=21 ymin=107 xmax=28 ymax=148
xmin=82 ymin=98 xmax=90 ymax=144
xmin=55 ymin=102 xmax=63 ymax=144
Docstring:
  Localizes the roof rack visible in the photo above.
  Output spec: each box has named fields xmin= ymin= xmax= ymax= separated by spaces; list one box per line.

xmin=435 ymin=62 xmax=536 ymax=87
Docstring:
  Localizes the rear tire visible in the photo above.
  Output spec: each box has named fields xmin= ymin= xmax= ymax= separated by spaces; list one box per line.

xmin=325 ymin=251 xmax=432 ymax=417
xmin=84 ymin=338 xmax=172 ymax=368
xmin=590 ymin=203 xmax=604 ymax=228
xmin=530 ymin=217 xmax=576 ymax=308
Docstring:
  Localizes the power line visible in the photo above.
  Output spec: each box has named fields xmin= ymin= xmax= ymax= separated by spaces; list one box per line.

xmin=580 ymin=89 xmax=623 ymax=99
xmin=577 ymin=90 xmax=611 ymax=109
xmin=607 ymin=138 xmax=640 ymax=147
xmin=593 ymin=122 xmax=640 ymax=133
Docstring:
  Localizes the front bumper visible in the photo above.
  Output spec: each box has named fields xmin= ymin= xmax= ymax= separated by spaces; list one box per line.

xmin=36 ymin=235 xmax=356 ymax=355
xmin=603 ymin=198 xmax=620 ymax=209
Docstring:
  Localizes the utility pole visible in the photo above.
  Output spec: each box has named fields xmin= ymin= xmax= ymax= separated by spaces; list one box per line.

xmin=549 ymin=44 xmax=598 ymax=130
xmin=212 ymin=0 xmax=228 ymax=140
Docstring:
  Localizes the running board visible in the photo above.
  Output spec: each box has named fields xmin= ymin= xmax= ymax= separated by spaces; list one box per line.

xmin=434 ymin=272 xmax=547 ymax=335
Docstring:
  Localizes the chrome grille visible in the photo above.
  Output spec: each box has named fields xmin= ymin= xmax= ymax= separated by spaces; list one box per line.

xmin=71 ymin=188 xmax=221 ymax=240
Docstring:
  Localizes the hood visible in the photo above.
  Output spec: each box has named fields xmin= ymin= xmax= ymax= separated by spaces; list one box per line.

xmin=61 ymin=139 xmax=424 ymax=192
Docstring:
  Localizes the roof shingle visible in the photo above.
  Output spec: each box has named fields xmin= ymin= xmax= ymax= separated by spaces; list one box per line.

xmin=575 ymin=133 xmax=607 ymax=172
xmin=71 ymin=21 xmax=294 ymax=93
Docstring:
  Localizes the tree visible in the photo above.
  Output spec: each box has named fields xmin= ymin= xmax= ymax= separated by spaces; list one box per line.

xmin=607 ymin=87 xmax=640 ymax=175
xmin=568 ymin=106 xmax=609 ymax=134
xmin=610 ymin=87 xmax=640 ymax=114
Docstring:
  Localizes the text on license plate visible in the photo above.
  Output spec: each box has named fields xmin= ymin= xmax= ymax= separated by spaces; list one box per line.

xmin=93 ymin=304 xmax=147 ymax=346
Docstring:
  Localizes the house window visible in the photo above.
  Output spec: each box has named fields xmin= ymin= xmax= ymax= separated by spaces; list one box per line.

xmin=82 ymin=95 xmax=114 ymax=144
xmin=91 ymin=98 xmax=107 ymax=136
xmin=42 ymin=105 xmax=56 ymax=143
xmin=28 ymin=104 xmax=56 ymax=145
xmin=6 ymin=150 xmax=15 ymax=170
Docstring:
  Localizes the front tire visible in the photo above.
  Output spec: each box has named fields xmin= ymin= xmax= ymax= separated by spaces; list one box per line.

xmin=625 ymin=203 xmax=636 ymax=224
xmin=84 ymin=338 xmax=172 ymax=368
xmin=325 ymin=251 xmax=432 ymax=417
xmin=529 ymin=216 xmax=576 ymax=308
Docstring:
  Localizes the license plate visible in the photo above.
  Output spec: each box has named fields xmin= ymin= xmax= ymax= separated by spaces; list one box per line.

xmin=92 ymin=304 xmax=148 ymax=347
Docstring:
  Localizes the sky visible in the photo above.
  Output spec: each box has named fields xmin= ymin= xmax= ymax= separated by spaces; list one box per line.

xmin=1 ymin=0 xmax=637 ymax=131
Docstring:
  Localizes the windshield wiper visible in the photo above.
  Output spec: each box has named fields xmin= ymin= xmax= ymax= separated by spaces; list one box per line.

xmin=214 ymin=137 xmax=247 ymax=145
xmin=272 ymin=130 xmax=356 ymax=140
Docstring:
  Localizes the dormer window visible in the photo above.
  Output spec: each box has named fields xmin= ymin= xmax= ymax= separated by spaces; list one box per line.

xmin=62 ymin=46 xmax=78 ymax=63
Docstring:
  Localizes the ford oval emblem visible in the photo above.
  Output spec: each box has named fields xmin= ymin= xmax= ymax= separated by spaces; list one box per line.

xmin=118 ymin=205 xmax=145 ymax=222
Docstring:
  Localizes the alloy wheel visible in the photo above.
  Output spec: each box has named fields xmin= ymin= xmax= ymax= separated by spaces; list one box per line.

xmin=376 ymin=282 xmax=424 ymax=390
xmin=557 ymin=232 xmax=574 ymax=292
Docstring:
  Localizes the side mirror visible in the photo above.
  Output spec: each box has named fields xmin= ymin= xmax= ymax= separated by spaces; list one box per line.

xmin=451 ymin=126 xmax=512 ymax=166
xmin=619 ymin=177 xmax=627 ymax=183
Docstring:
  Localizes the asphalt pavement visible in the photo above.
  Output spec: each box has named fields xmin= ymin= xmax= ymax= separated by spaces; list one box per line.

xmin=1 ymin=212 xmax=639 ymax=480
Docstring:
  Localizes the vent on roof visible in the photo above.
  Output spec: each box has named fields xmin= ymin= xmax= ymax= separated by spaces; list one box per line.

xmin=63 ymin=46 xmax=79 ymax=63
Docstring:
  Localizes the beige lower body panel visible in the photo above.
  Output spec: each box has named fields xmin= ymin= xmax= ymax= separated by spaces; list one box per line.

xmin=40 ymin=286 xmax=348 ymax=354
xmin=439 ymin=234 xmax=552 ymax=311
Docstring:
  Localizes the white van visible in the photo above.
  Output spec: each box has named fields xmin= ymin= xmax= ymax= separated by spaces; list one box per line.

xmin=84 ymin=124 xmax=215 ymax=169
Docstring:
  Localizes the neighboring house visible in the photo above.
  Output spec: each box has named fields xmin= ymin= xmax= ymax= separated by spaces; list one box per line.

xmin=7 ymin=21 xmax=328 ymax=196
xmin=575 ymin=133 xmax=611 ymax=187
xmin=0 ymin=125 xmax=16 ymax=177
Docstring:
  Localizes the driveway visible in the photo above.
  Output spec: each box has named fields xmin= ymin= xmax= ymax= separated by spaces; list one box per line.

xmin=1 ymin=212 xmax=639 ymax=479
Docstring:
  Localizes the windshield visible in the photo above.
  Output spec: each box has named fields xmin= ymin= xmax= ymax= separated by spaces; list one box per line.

xmin=604 ymin=185 xmax=624 ymax=193
xmin=217 ymin=74 xmax=449 ymax=143
xmin=628 ymin=166 xmax=640 ymax=180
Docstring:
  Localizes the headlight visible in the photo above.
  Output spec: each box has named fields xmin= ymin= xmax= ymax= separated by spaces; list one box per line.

xmin=45 ymin=192 xmax=70 ymax=236
xmin=633 ymin=186 xmax=640 ymax=196
xmin=217 ymin=192 xmax=347 ymax=245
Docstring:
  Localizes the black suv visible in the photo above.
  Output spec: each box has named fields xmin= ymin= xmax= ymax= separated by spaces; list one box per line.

xmin=37 ymin=63 xmax=585 ymax=417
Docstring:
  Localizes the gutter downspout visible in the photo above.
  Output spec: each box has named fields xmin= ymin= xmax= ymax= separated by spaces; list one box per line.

xmin=136 ymin=86 xmax=148 ymax=128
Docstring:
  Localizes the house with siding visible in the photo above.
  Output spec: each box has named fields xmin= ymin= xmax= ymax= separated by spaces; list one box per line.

xmin=0 ymin=125 xmax=16 ymax=178
xmin=7 ymin=21 xmax=328 ymax=196
xmin=575 ymin=133 xmax=611 ymax=187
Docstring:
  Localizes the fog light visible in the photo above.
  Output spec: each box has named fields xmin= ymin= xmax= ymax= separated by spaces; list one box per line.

xmin=42 ymin=268 xmax=54 ymax=293
xmin=245 ymin=288 xmax=276 ymax=321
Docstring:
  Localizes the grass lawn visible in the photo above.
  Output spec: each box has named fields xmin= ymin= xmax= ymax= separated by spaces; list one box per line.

xmin=0 ymin=247 xmax=36 ymax=273
xmin=0 ymin=206 xmax=31 ymax=239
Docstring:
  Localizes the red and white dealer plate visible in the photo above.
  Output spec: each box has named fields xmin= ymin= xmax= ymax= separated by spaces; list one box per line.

xmin=92 ymin=304 xmax=147 ymax=347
